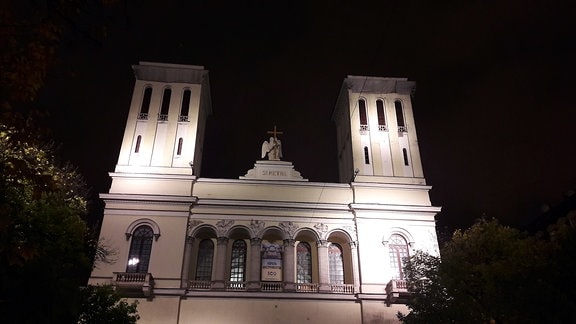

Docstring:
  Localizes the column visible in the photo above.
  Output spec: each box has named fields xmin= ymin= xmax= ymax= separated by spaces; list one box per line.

xmin=349 ymin=241 xmax=360 ymax=293
xmin=247 ymin=238 xmax=262 ymax=291
xmin=180 ymin=236 xmax=194 ymax=288
xmin=317 ymin=240 xmax=331 ymax=293
xmin=212 ymin=237 xmax=228 ymax=290
xmin=283 ymin=239 xmax=296 ymax=292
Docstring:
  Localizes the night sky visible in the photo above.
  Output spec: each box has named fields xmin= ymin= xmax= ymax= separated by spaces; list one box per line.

xmin=36 ymin=0 xmax=575 ymax=231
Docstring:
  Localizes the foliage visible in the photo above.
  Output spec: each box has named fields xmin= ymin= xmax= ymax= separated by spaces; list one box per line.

xmin=399 ymin=218 xmax=576 ymax=324
xmin=78 ymin=285 xmax=139 ymax=324
xmin=397 ymin=251 xmax=453 ymax=324
xmin=0 ymin=0 xmax=119 ymax=106
xmin=0 ymin=119 xmax=94 ymax=323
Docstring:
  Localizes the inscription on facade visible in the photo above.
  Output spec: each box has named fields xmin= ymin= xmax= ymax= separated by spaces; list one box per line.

xmin=262 ymin=170 xmax=287 ymax=176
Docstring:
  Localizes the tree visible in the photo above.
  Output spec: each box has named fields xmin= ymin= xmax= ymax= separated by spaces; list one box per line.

xmin=397 ymin=251 xmax=454 ymax=324
xmin=399 ymin=218 xmax=573 ymax=323
xmin=78 ymin=285 xmax=139 ymax=324
xmin=0 ymin=119 xmax=93 ymax=323
xmin=0 ymin=0 xmax=119 ymax=107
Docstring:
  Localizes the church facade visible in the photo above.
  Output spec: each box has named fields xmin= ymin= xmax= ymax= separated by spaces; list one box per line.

xmin=89 ymin=62 xmax=441 ymax=323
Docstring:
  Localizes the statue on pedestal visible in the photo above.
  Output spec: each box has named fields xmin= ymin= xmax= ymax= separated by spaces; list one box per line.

xmin=261 ymin=125 xmax=283 ymax=161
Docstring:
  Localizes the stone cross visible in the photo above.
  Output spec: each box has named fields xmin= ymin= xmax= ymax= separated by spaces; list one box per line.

xmin=267 ymin=125 xmax=283 ymax=139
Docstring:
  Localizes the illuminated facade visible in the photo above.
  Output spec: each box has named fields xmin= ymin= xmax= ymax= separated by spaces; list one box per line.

xmin=89 ymin=62 xmax=441 ymax=323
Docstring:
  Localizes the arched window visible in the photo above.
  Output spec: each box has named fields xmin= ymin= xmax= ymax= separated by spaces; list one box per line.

xmin=376 ymin=99 xmax=386 ymax=130
xmin=139 ymin=87 xmax=152 ymax=120
xmin=389 ymin=234 xmax=410 ymax=280
xmin=180 ymin=89 xmax=191 ymax=122
xmin=230 ymin=240 xmax=247 ymax=282
xmin=359 ymin=99 xmax=368 ymax=130
xmin=177 ymin=138 xmax=183 ymax=156
xmin=297 ymin=242 xmax=312 ymax=283
xmin=195 ymin=239 xmax=214 ymax=281
xmin=159 ymin=88 xmax=171 ymax=121
xmin=395 ymin=100 xmax=406 ymax=131
xmin=403 ymin=148 xmax=409 ymax=166
xmin=126 ymin=225 xmax=154 ymax=273
xmin=364 ymin=146 xmax=370 ymax=164
xmin=134 ymin=135 xmax=142 ymax=153
xmin=329 ymin=243 xmax=344 ymax=284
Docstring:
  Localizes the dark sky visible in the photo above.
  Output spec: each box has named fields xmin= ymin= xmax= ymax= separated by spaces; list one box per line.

xmin=37 ymin=0 xmax=575 ymax=231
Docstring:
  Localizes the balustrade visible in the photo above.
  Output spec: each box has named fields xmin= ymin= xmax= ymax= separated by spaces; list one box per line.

xmin=261 ymin=282 xmax=283 ymax=292
xmin=296 ymin=283 xmax=319 ymax=293
xmin=329 ymin=283 xmax=355 ymax=294
xmin=188 ymin=280 xmax=212 ymax=290
xmin=225 ymin=281 xmax=247 ymax=291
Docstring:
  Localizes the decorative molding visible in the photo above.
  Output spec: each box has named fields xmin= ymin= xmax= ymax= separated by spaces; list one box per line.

xmin=215 ymin=219 xmax=234 ymax=237
xmin=186 ymin=219 xmax=203 ymax=237
xmin=314 ymin=223 xmax=329 ymax=239
xmin=249 ymin=220 xmax=265 ymax=238
xmin=279 ymin=221 xmax=298 ymax=239
xmin=125 ymin=218 xmax=161 ymax=241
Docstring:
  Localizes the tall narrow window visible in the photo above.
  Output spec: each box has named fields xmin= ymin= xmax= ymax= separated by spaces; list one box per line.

xmin=364 ymin=146 xmax=370 ymax=164
xmin=403 ymin=148 xmax=409 ymax=166
xmin=177 ymin=138 xmax=183 ymax=156
xmin=377 ymin=100 xmax=387 ymax=131
xmin=180 ymin=90 xmax=191 ymax=122
xmin=297 ymin=242 xmax=312 ymax=283
xmin=329 ymin=243 xmax=344 ymax=284
xmin=195 ymin=239 xmax=214 ymax=281
xmin=126 ymin=225 xmax=154 ymax=273
xmin=230 ymin=240 xmax=247 ymax=282
xmin=395 ymin=100 xmax=406 ymax=132
xmin=159 ymin=88 xmax=171 ymax=121
xmin=134 ymin=135 xmax=142 ymax=153
xmin=359 ymin=99 xmax=368 ymax=130
xmin=389 ymin=234 xmax=410 ymax=280
xmin=139 ymin=87 xmax=152 ymax=120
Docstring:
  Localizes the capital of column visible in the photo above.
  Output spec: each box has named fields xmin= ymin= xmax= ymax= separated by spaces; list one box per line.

xmin=349 ymin=240 xmax=358 ymax=249
xmin=251 ymin=237 xmax=262 ymax=246
xmin=317 ymin=239 xmax=329 ymax=248
xmin=217 ymin=237 xmax=229 ymax=245
xmin=283 ymin=238 xmax=296 ymax=247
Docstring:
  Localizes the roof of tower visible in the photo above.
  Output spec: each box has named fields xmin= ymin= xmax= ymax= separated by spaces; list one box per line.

xmin=132 ymin=61 xmax=208 ymax=84
xmin=344 ymin=75 xmax=415 ymax=95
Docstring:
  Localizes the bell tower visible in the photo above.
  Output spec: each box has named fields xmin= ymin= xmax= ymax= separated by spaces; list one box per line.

xmin=332 ymin=76 xmax=425 ymax=184
xmin=115 ymin=62 xmax=211 ymax=176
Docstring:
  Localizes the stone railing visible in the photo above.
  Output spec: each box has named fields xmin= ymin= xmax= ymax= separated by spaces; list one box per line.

xmin=178 ymin=115 xmax=189 ymax=122
xmin=158 ymin=114 xmax=168 ymax=121
xmin=188 ymin=280 xmax=212 ymax=290
xmin=296 ymin=283 xmax=319 ymax=293
xmin=261 ymin=282 xmax=283 ymax=292
xmin=378 ymin=125 xmax=388 ymax=131
xmin=360 ymin=124 xmax=369 ymax=132
xmin=329 ymin=283 xmax=355 ymax=294
xmin=113 ymin=272 xmax=154 ymax=297
xmin=398 ymin=126 xmax=407 ymax=132
xmin=137 ymin=113 xmax=149 ymax=120
xmin=225 ymin=281 xmax=247 ymax=291
xmin=186 ymin=281 xmax=356 ymax=294
xmin=385 ymin=279 xmax=409 ymax=304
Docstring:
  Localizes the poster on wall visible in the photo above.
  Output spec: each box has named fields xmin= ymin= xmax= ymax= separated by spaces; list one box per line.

xmin=261 ymin=241 xmax=283 ymax=281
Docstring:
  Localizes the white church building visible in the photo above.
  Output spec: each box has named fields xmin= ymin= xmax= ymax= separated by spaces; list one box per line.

xmin=89 ymin=62 xmax=441 ymax=323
